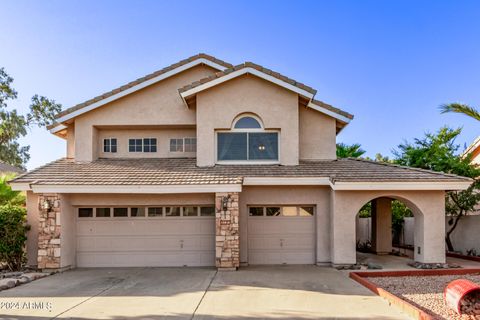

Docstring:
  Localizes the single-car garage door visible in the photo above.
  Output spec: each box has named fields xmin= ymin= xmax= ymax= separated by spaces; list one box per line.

xmin=76 ymin=205 xmax=215 ymax=267
xmin=248 ymin=205 xmax=315 ymax=265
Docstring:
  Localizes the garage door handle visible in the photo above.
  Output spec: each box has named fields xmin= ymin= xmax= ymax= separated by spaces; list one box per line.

xmin=280 ymin=239 xmax=284 ymax=247
xmin=180 ymin=240 xmax=184 ymax=249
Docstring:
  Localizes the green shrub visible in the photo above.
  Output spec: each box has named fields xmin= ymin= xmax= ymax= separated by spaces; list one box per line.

xmin=0 ymin=205 xmax=29 ymax=271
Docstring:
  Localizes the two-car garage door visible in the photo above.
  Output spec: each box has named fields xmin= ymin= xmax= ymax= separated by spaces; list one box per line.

xmin=76 ymin=206 xmax=215 ymax=267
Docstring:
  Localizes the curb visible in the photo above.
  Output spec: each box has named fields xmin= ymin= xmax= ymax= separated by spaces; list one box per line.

xmin=447 ymin=252 xmax=480 ymax=263
xmin=349 ymin=268 xmax=480 ymax=320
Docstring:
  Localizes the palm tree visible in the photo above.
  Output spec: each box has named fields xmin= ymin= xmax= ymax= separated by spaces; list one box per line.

xmin=440 ymin=103 xmax=480 ymax=121
xmin=336 ymin=143 xmax=366 ymax=158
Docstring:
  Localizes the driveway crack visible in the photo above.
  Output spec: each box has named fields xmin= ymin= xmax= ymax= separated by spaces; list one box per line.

xmin=190 ymin=269 xmax=217 ymax=320
xmin=49 ymin=268 xmax=146 ymax=320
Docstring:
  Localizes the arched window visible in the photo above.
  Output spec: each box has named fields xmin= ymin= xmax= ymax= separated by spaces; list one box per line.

xmin=217 ymin=115 xmax=279 ymax=163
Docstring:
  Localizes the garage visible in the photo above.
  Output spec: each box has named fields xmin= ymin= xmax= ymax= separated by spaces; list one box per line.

xmin=247 ymin=205 xmax=316 ymax=265
xmin=75 ymin=205 xmax=216 ymax=267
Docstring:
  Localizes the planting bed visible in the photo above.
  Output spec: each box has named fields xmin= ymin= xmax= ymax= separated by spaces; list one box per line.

xmin=351 ymin=270 xmax=480 ymax=320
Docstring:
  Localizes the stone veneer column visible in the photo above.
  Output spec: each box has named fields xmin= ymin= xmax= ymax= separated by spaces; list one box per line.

xmin=37 ymin=194 xmax=61 ymax=270
xmin=215 ymin=192 xmax=240 ymax=270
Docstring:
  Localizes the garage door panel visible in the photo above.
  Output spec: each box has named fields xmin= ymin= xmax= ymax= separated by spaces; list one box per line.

xmin=76 ymin=217 xmax=215 ymax=267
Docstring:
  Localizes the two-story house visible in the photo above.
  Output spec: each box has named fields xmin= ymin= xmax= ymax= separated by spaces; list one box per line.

xmin=10 ymin=54 xmax=472 ymax=270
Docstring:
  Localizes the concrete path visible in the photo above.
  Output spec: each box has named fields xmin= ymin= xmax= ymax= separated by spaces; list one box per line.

xmin=0 ymin=266 xmax=410 ymax=320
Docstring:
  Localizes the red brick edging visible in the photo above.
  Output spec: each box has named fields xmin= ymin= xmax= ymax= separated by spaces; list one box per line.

xmin=349 ymin=268 xmax=480 ymax=320
xmin=447 ymin=252 xmax=480 ymax=263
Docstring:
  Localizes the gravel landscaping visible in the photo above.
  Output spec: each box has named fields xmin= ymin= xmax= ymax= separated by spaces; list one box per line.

xmin=369 ymin=274 xmax=480 ymax=320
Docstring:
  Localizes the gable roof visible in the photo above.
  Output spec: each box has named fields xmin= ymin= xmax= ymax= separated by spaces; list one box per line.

xmin=0 ymin=162 xmax=24 ymax=174
xmin=464 ymin=136 xmax=480 ymax=157
xmin=48 ymin=53 xmax=232 ymax=132
xmin=179 ymin=62 xmax=317 ymax=100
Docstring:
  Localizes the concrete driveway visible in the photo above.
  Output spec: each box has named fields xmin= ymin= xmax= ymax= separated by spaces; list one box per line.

xmin=0 ymin=266 xmax=409 ymax=320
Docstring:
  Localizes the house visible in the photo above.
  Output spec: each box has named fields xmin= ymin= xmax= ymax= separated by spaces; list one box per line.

xmin=9 ymin=54 xmax=472 ymax=271
xmin=0 ymin=162 xmax=25 ymax=175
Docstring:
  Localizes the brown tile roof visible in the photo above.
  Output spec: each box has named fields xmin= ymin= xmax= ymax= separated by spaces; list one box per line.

xmin=0 ymin=162 xmax=25 ymax=174
xmin=178 ymin=62 xmax=317 ymax=96
xmin=11 ymin=157 xmax=471 ymax=186
xmin=311 ymin=99 xmax=354 ymax=120
xmin=49 ymin=54 xmax=232 ymax=127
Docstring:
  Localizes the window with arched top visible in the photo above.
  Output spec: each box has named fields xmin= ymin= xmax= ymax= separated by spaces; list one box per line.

xmin=217 ymin=115 xmax=279 ymax=163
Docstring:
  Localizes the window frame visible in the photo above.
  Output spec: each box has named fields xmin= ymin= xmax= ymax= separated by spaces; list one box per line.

xmin=77 ymin=205 xmax=216 ymax=219
xmin=103 ymin=138 xmax=118 ymax=153
xmin=247 ymin=205 xmax=315 ymax=217
xmin=169 ymin=137 xmax=197 ymax=153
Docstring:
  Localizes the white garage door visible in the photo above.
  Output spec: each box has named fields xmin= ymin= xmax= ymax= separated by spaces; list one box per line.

xmin=248 ymin=206 xmax=315 ymax=265
xmin=76 ymin=205 xmax=215 ymax=267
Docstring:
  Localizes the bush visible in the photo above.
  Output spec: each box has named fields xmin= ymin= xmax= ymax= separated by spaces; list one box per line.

xmin=0 ymin=205 xmax=29 ymax=271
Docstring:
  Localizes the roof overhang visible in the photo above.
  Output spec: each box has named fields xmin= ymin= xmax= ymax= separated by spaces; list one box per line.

xmin=52 ymin=58 xmax=228 ymax=128
xmin=307 ymin=101 xmax=352 ymax=124
xmin=243 ymin=177 xmax=331 ymax=186
xmin=463 ymin=136 xmax=480 ymax=157
xmin=10 ymin=183 xmax=242 ymax=194
xmin=180 ymin=67 xmax=316 ymax=103
xmin=331 ymin=181 xmax=472 ymax=191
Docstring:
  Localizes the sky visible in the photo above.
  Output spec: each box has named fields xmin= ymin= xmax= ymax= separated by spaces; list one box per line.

xmin=0 ymin=0 xmax=479 ymax=170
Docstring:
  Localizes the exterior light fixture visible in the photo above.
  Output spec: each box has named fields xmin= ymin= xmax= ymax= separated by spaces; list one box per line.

xmin=42 ymin=200 xmax=52 ymax=212
xmin=222 ymin=195 xmax=231 ymax=212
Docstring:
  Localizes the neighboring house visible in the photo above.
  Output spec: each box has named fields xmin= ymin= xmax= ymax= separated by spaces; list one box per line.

xmin=9 ymin=54 xmax=472 ymax=271
xmin=465 ymin=136 xmax=480 ymax=165
xmin=0 ymin=162 xmax=25 ymax=175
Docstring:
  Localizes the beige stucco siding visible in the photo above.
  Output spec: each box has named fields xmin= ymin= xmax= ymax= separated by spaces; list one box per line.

xmin=239 ymin=186 xmax=331 ymax=264
xmin=26 ymin=192 xmax=40 ymax=267
xmin=66 ymin=124 xmax=75 ymax=159
xmin=73 ymin=65 xmax=217 ymax=161
xmin=97 ymin=128 xmax=196 ymax=158
xmin=60 ymin=194 xmax=75 ymax=268
xmin=196 ymin=75 xmax=299 ymax=166
xmin=299 ymin=106 xmax=337 ymax=160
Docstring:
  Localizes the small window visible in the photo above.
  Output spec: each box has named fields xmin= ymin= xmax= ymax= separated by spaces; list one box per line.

xmin=131 ymin=207 xmax=145 ymax=217
xmin=234 ymin=116 xmax=262 ymax=129
xmin=200 ymin=206 xmax=215 ymax=217
xmin=266 ymin=207 xmax=281 ymax=216
xmin=113 ymin=208 xmax=128 ymax=217
xmin=183 ymin=206 xmax=198 ymax=217
xmin=103 ymin=138 xmax=117 ymax=153
xmin=148 ymin=207 xmax=163 ymax=217
xmin=282 ymin=207 xmax=297 ymax=216
xmin=96 ymin=208 xmax=111 ymax=217
xmin=129 ymin=139 xmax=143 ymax=152
xmin=170 ymin=139 xmax=184 ymax=152
xmin=184 ymin=138 xmax=197 ymax=152
xmin=143 ymin=138 xmax=157 ymax=153
xmin=300 ymin=207 xmax=314 ymax=216
xmin=165 ymin=206 xmax=181 ymax=217
xmin=249 ymin=207 xmax=264 ymax=216
xmin=78 ymin=208 xmax=93 ymax=218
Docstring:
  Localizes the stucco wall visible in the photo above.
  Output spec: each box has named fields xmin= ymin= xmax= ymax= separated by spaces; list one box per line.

xmin=238 ymin=186 xmax=331 ymax=264
xmin=60 ymin=194 xmax=76 ymax=268
xmin=26 ymin=191 xmax=39 ymax=267
xmin=330 ymin=190 xmax=445 ymax=265
xmin=73 ymin=65 xmax=217 ymax=162
xmin=66 ymin=123 xmax=75 ymax=159
xmin=97 ymin=128 xmax=196 ymax=158
xmin=196 ymin=75 xmax=300 ymax=166
xmin=299 ymin=106 xmax=337 ymax=160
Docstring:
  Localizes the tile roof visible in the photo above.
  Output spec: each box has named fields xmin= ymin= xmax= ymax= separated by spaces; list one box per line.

xmin=310 ymin=99 xmax=354 ymax=120
xmin=178 ymin=62 xmax=317 ymax=96
xmin=49 ymin=54 xmax=232 ymax=127
xmin=0 ymin=162 xmax=25 ymax=174
xmin=11 ymin=157 xmax=471 ymax=186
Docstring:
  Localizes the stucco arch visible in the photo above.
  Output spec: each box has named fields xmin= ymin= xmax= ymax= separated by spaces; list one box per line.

xmin=230 ymin=112 xmax=265 ymax=130
xmin=330 ymin=190 xmax=446 ymax=265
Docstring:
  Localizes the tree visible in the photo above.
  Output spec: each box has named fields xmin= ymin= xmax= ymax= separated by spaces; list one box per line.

xmin=440 ymin=103 xmax=480 ymax=122
xmin=393 ymin=127 xmax=480 ymax=252
xmin=336 ymin=143 xmax=366 ymax=158
xmin=0 ymin=174 xmax=25 ymax=206
xmin=0 ymin=204 xmax=29 ymax=271
xmin=0 ymin=68 xmax=62 ymax=169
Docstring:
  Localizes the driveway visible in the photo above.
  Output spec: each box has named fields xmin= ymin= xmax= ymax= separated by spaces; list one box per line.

xmin=0 ymin=266 xmax=409 ymax=320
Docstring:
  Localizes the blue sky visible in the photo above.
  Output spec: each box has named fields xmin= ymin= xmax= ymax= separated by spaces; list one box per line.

xmin=1 ymin=0 xmax=478 ymax=170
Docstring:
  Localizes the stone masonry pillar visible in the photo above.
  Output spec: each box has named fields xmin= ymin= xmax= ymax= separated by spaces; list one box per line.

xmin=371 ymin=198 xmax=392 ymax=255
xmin=37 ymin=194 xmax=61 ymax=270
xmin=215 ymin=192 xmax=240 ymax=270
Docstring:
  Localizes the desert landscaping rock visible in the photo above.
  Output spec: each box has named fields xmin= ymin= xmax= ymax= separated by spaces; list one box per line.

xmin=0 ymin=272 xmax=51 ymax=291
xmin=0 ymin=278 xmax=18 ymax=290
xmin=369 ymin=273 xmax=480 ymax=320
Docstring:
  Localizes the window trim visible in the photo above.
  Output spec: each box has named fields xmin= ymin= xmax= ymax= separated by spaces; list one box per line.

xmin=247 ymin=205 xmax=315 ymax=217
xmin=169 ymin=137 xmax=197 ymax=153
xmin=232 ymin=114 xmax=264 ymax=131
xmin=215 ymin=130 xmax=280 ymax=164
xmin=76 ymin=205 xmax=215 ymax=219
xmin=103 ymin=138 xmax=118 ymax=153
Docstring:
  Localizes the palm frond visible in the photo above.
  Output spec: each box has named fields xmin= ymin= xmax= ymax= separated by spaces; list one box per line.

xmin=440 ymin=103 xmax=480 ymax=121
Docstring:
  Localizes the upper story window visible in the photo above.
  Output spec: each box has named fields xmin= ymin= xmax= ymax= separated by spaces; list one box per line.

xmin=217 ymin=114 xmax=279 ymax=163
xmin=170 ymin=138 xmax=196 ymax=153
xmin=103 ymin=138 xmax=117 ymax=153
xmin=129 ymin=138 xmax=157 ymax=153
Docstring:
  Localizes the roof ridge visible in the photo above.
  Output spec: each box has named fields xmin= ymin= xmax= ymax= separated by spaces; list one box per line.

xmin=51 ymin=53 xmax=233 ymax=124
xmin=178 ymin=61 xmax=317 ymax=95
xmin=343 ymin=157 xmax=472 ymax=181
